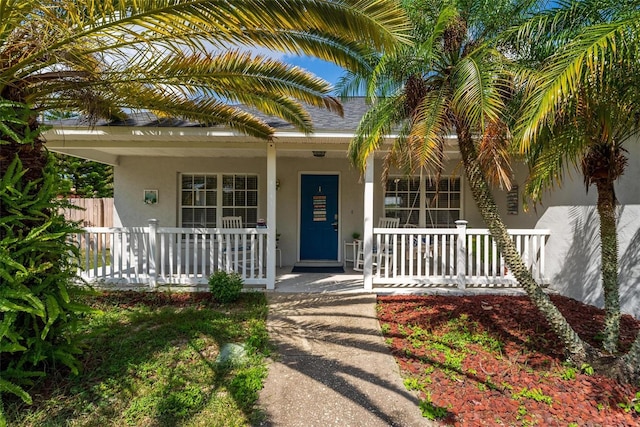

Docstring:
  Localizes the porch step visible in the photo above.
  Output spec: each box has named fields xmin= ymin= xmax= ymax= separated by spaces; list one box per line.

xmin=293 ymin=261 xmax=343 ymax=268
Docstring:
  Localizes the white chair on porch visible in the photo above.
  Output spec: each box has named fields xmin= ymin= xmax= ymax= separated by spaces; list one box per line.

xmin=354 ymin=217 xmax=400 ymax=271
xmin=378 ymin=217 xmax=400 ymax=228
xmin=221 ymin=216 xmax=243 ymax=229
xmin=221 ymin=216 xmax=253 ymax=272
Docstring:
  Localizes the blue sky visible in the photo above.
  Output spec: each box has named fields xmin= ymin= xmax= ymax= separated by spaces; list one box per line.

xmin=284 ymin=55 xmax=346 ymax=88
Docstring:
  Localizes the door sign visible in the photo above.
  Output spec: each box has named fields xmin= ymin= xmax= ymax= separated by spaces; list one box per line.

xmin=313 ymin=193 xmax=327 ymax=222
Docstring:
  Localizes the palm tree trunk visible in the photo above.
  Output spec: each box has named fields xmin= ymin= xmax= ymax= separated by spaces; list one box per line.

xmin=456 ymin=124 xmax=593 ymax=363
xmin=621 ymin=333 xmax=640 ymax=375
xmin=594 ymin=180 xmax=620 ymax=354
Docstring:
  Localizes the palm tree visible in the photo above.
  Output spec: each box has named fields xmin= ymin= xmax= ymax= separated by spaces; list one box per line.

xmin=523 ymin=79 xmax=640 ymax=354
xmin=513 ymin=0 xmax=640 ymax=355
xmin=0 ymin=0 xmax=410 ymax=184
xmin=0 ymin=0 xmax=410 ymax=405
xmin=343 ymin=0 xmax=624 ymax=378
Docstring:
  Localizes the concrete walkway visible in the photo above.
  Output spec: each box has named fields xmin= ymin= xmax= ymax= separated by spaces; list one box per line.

xmin=256 ymin=293 xmax=436 ymax=427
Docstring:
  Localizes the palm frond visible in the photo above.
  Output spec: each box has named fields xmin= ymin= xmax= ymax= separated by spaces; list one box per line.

xmin=516 ymin=15 xmax=640 ymax=152
xmin=477 ymin=120 xmax=514 ymax=190
xmin=451 ymin=48 xmax=507 ymax=131
xmin=505 ymin=0 xmax=613 ymax=52
xmin=34 ymin=88 xmax=127 ymax=123
xmin=523 ymin=124 xmax=589 ymax=207
xmin=1 ymin=0 xmax=412 ymax=140
xmin=137 ymin=51 xmax=337 ymax=106
xmin=2 ymin=0 xmax=410 ymax=76
xmin=117 ymin=85 xmax=275 ymax=139
xmin=335 ymin=69 xmax=373 ymax=98
xmin=0 ymin=0 xmax=37 ymax=45
xmin=382 ymin=118 xmax=415 ymax=182
xmin=349 ymin=94 xmax=406 ymax=171
xmin=211 ymin=29 xmax=383 ymax=77
xmin=21 ymin=48 xmax=344 ymax=134
xmin=405 ymin=87 xmax=451 ymax=173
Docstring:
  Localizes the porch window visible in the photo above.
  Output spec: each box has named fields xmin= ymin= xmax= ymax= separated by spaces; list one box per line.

xmin=180 ymin=174 xmax=258 ymax=227
xmin=384 ymin=177 xmax=421 ymax=226
xmin=384 ymin=176 xmax=461 ymax=227
xmin=221 ymin=174 xmax=258 ymax=226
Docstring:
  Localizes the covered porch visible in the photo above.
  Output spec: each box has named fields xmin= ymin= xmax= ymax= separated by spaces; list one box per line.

xmin=48 ymin=99 xmax=550 ymax=293
xmin=72 ymin=219 xmax=549 ymax=291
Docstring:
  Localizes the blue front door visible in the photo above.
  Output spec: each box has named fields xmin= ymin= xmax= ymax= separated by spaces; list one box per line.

xmin=300 ymin=174 xmax=339 ymax=260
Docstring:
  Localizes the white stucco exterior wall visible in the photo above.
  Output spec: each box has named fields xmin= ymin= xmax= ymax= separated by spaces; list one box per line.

xmin=111 ymin=141 xmax=640 ymax=318
xmin=113 ymin=156 xmax=268 ymax=227
xmin=529 ymin=141 xmax=640 ymax=318
xmin=113 ymin=153 xmax=366 ymax=266
xmin=458 ymin=140 xmax=640 ymax=318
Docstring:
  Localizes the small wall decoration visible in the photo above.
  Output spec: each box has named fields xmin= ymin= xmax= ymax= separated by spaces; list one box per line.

xmin=144 ymin=189 xmax=158 ymax=205
xmin=507 ymin=185 xmax=519 ymax=215
xmin=312 ymin=194 xmax=326 ymax=221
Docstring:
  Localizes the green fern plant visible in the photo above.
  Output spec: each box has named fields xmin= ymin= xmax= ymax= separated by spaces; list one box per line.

xmin=0 ymin=153 xmax=93 ymax=409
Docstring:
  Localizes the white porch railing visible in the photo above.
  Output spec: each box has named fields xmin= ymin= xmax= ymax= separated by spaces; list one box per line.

xmin=71 ymin=220 xmax=268 ymax=287
xmin=370 ymin=221 xmax=550 ymax=288
xmin=72 ymin=219 xmax=549 ymax=290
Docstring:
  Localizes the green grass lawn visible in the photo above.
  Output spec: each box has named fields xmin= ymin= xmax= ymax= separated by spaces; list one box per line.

xmin=77 ymin=248 xmax=111 ymax=271
xmin=5 ymin=291 xmax=271 ymax=427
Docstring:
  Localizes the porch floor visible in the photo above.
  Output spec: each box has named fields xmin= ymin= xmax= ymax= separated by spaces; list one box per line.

xmin=87 ymin=265 xmax=535 ymax=297
xmin=275 ymin=266 xmax=534 ymax=296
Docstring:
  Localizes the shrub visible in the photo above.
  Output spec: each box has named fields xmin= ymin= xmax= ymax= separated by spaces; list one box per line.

xmin=0 ymin=155 xmax=93 ymax=409
xmin=208 ymin=271 xmax=244 ymax=303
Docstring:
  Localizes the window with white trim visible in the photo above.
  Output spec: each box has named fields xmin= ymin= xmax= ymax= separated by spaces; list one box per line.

xmin=384 ymin=176 xmax=461 ymax=227
xmin=180 ymin=174 xmax=258 ymax=227
xmin=384 ymin=177 xmax=421 ymax=226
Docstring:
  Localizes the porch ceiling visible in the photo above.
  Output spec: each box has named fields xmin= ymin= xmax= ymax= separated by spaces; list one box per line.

xmin=44 ymin=127 xmax=460 ymax=165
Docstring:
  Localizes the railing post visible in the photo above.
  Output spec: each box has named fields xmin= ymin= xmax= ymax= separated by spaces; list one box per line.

xmin=266 ymin=142 xmax=276 ymax=290
xmin=363 ymin=153 xmax=375 ymax=291
xmin=455 ymin=220 xmax=468 ymax=289
xmin=539 ymin=233 xmax=547 ymax=284
xmin=148 ymin=219 xmax=158 ymax=289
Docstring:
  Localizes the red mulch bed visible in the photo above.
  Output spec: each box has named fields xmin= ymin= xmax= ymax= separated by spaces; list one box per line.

xmin=377 ymin=294 xmax=640 ymax=426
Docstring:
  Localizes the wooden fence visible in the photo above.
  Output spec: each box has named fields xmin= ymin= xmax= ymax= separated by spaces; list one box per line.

xmin=61 ymin=198 xmax=113 ymax=227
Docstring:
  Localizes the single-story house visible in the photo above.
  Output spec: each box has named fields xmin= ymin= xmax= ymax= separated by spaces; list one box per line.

xmin=45 ymin=98 xmax=640 ymax=318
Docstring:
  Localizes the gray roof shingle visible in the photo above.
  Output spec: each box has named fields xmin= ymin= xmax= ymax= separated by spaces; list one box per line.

xmin=47 ymin=97 xmax=371 ymax=132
